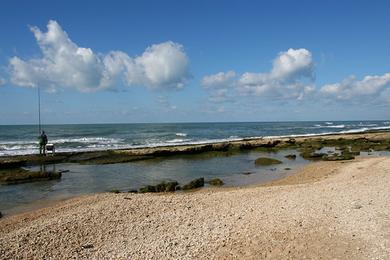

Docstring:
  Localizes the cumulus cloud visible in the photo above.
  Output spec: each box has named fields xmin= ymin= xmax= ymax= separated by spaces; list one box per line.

xmin=9 ymin=20 xmax=190 ymax=92
xmin=201 ymin=70 xmax=236 ymax=89
xmin=201 ymin=71 xmax=237 ymax=102
xmin=320 ymin=73 xmax=390 ymax=101
xmin=237 ymin=48 xmax=315 ymax=99
xmin=202 ymin=48 xmax=315 ymax=102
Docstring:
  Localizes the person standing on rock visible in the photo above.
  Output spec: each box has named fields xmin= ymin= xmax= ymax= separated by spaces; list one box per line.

xmin=39 ymin=131 xmax=48 ymax=155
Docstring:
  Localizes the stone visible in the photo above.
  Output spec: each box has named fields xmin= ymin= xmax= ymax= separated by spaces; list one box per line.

xmin=208 ymin=178 xmax=224 ymax=186
xmin=182 ymin=178 xmax=205 ymax=190
xmin=284 ymin=154 xmax=296 ymax=160
xmin=139 ymin=185 xmax=157 ymax=193
xmin=255 ymin=157 xmax=282 ymax=166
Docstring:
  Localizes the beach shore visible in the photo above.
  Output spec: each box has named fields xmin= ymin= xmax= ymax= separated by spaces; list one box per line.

xmin=1 ymin=130 xmax=390 ymax=168
xmin=1 ymin=156 xmax=389 ymax=259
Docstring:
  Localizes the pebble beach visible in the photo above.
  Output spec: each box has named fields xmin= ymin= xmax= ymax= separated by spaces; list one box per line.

xmin=1 ymin=156 xmax=389 ymax=259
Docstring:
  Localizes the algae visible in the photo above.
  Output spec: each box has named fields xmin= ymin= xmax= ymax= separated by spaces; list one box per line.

xmin=255 ymin=157 xmax=282 ymax=166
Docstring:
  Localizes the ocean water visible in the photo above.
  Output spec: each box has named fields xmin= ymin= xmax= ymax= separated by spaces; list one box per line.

xmin=1 ymin=121 xmax=390 ymax=156
xmin=1 ymin=120 xmax=390 ymax=215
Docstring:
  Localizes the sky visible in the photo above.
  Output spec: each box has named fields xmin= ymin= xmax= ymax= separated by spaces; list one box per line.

xmin=0 ymin=0 xmax=389 ymax=124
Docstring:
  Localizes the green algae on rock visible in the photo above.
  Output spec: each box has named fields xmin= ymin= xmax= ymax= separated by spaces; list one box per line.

xmin=182 ymin=177 xmax=205 ymax=190
xmin=208 ymin=178 xmax=224 ymax=186
xmin=255 ymin=157 xmax=282 ymax=166
xmin=0 ymin=168 xmax=62 ymax=184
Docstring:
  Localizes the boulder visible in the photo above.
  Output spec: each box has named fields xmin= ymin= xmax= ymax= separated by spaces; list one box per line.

xmin=208 ymin=178 xmax=224 ymax=186
xmin=155 ymin=181 xmax=179 ymax=192
xmin=139 ymin=185 xmax=157 ymax=193
xmin=182 ymin=177 xmax=205 ymax=190
xmin=255 ymin=157 xmax=282 ymax=166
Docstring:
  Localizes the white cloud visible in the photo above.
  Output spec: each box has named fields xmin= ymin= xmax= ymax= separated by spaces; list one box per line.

xmin=9 ymin=20 xmax=190 ymax=92
xmin=270 ymin=48 xmax=314 ymax=80
xmin=237 ymin=48 xmax=314 ymax=99
xmin=320 ymin=73 xmax=390 ymax=101
xmin=201 ymin=70 xmax=236 ymax=89
xmin=202 ymin=48 xmax=315 ymax=102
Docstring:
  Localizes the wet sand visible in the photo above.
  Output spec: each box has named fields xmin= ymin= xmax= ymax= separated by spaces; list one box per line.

xmin=1 ymin=156 xmax=389 ymax=259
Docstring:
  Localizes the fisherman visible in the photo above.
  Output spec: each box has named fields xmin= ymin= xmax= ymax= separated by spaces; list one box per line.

xmin=39 ymin=131 xmax=48 ymax=155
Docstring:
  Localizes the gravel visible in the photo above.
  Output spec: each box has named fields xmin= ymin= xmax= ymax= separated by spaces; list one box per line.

xmin=1 ymin=157 xmax=389 ymax=259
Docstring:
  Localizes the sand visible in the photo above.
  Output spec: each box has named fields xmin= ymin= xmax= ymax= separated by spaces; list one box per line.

xmin=1 ymin=156 xmax=389 ymax=259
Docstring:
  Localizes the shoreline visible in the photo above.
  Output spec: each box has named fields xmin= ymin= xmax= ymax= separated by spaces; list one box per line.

xmin=1 ymin=129 xmax=390 ymax=167
xmin=1 ymin=156 xmax=389 ymax=258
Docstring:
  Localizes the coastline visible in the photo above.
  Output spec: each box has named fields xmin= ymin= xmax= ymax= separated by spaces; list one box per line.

xmin=1 ymin=156 xmax=389 ymax=258
xmin=1 ymin=129 xmax=390 ymax=167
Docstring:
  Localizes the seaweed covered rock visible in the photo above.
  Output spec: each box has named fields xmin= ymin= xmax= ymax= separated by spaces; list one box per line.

xmin=299 ymin=150 xmax=327 ymax=161
xmin=0 ymin=168 xmax=62 ymax=184
xmin=255 ymin=157 xmax=282 ymax=166
xmin=285 ymin=154 xmax=297 ymax=160
xmin=139 ymin=181 xmax=179 ymax=193
xmin=155 ymin=181 xmax=179 ymax=192
xmin=139 ymin=185 xmax=157 ymax=193
xmin=208 ymin=178 xmax=224 ymax=186
xmin=182 ymin=177 xmax=205 ymax=190
xmin=323 ymin=151 xmax=355 ymax=161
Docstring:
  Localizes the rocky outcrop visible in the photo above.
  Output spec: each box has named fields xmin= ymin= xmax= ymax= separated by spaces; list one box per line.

xmin=182 ymin=178 xmax=205 ymax=190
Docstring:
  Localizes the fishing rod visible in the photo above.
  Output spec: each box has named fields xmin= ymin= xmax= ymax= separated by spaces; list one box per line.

xmin=37 ymin=84 xmax=41 ymax=134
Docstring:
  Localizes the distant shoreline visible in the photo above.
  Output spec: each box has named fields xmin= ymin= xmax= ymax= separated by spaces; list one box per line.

xmin=1 ymin=129 xmax=390 ymax=168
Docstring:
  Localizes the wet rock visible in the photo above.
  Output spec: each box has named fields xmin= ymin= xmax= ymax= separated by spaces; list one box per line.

xmin=0 ymin=211 xmax=2 ymax=218
xmin=284 ymin=154 xmax=296 ymax=160
xmin=0 ymin=168 xmax=62 ymax=184
xmin=299 ymin=151 xmax=326 ymax=161
xmin=109 ymin=189 xmax=121 ymax=194
xmin=242 ymin=172 xmax=252 ymax=175
xmin=208 ymin=178 xmax=224 ymax=186
xmin=286 ymin=138 xmax=296 ymax=144
xmin=323 ymin=151 xmax=355 ymax=161
xmin=255 ymin=157 xmax=282 ymax=166
xmin=182 ymin=178 xmax=205 ymax=190
xmin=284 ymin=168 xmax=291 ymax=170
xmin=128 ymin=189 xmax=138 ymax=193
xmin=155 ymin=181 xmax=179 ymax=192
xmin=139 ymin=185 xmax=157 ymax=193
xmin=139 ymin=181 xmax=179 ymax=193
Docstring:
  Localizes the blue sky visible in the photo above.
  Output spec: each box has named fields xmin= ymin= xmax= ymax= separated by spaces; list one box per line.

xmin=0 ymin=0 xmax=389 ymax=124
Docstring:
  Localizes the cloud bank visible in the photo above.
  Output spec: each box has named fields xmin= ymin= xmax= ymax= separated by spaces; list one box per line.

xmin=9 ymin=20 xmax=190 ymax=92
xmin=320 ymin=73 xmax=390 ymax=101
xmin=202 ymin=49 xmax=390 ymax=105
xmin=202 ymin=48 xmax=315 ymax=101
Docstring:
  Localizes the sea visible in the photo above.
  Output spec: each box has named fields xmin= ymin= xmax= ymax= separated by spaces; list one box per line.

xmin=1 ymin=120 xmax=390 ymax=215
xmin=1 ymin=120 xmax=390 ymax=156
